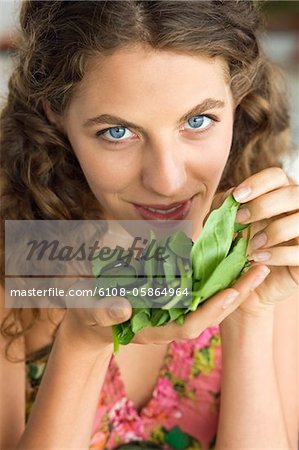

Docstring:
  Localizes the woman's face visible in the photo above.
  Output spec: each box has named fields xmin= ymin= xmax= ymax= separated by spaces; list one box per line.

xmin=55 ymin=45 xmax=234 ymax=236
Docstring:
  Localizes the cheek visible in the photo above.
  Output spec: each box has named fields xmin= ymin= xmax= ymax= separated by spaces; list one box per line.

xmin=190 ymin=117 xmax=233 ymax=182
xmin=71 ymin=140 xmax=138 ymax=193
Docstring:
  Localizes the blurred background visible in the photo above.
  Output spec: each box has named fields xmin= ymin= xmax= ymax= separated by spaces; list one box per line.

xmin=0 ymin=0 xmax=298 ymax=181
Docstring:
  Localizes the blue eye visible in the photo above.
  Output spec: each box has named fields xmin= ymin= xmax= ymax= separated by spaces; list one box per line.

xmin=107 ymin=127 xmax=126 ymax=139
xmin=185 ymin=115 xmax=212 ymax=130
xmin=97 ymin=126 xmax=134 ymax=142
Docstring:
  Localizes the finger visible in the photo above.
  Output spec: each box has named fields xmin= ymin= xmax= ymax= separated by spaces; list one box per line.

xmin=133 ymin=265 xmax=270 ymax=343
xmin=239 ymin=218 xmax=269 ymax=242
xmin=90 ymin=295 xmax=133 ymax=327
xmin=67 ymin=286 xmax=133 ymax=327
xmin=235 ymin=185 xmax=299 ymax=224
xmin=249 ymin=245 xmax=299 ymax=266
xmin=232 ymin=167 xmax=289 ymax=203
xmin=181 ymin=264 xmax=270 ymax=333
xmin=249 ymin=212 xmax=299 ymax=252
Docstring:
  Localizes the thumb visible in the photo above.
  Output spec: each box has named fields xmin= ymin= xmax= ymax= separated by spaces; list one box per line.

xmin=106 ymin=296 xmax=133 ymax=324
xmin=90 ymin=295 xmax=133 ymax=327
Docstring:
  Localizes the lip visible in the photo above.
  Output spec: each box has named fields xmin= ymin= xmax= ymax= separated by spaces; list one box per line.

xmin=132 ymin=197 xmax=194 ymax=221
xmin=133 ymin=199 xmax=192 ymax=209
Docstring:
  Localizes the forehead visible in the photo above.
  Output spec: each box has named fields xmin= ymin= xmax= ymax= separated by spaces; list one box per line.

xmin=68 ymin=45 xmax=232 ymax=117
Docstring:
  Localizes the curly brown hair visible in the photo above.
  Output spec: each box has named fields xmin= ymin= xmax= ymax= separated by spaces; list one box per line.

xmin=0 ymin=0 xmax=290 ymax=361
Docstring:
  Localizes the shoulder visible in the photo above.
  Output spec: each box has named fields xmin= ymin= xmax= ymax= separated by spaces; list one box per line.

xmin=273 ymin=289 xmax=298 ymax=447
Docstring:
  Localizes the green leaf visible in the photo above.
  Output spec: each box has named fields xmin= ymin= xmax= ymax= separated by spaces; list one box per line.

xmin=144 ymin=229 xmax=157 ymax=284
xmin=167 ymin=230 xmax=192 ymax=259
xmin=162 ymin=258 xmax=192 ymax=310
xmin=191 ymin=235 xmax=248 ymax=310
xmin=151 ymin=309 xmax=170 ymax=326
xmin=119 ymin=323 xmax=135 ymax=345
xmin=191 ymin=195 xmax=239 ymax=283
xmin=131 ymin=309 xmax=151 ymax=333
xmin=125 ymin=293 xmax=150 ymax=309
xmin=168 ymin=308 xmax=186 ymax=321
xmin=163 ymin=250 xmax=178 ymax=283
xmin=234 ymin=222 xmax=250 ymax=232
xmin=175 ymin=314 xmax=186 ymax=325
xmin=112 ymin=324 xmax=122 ymax=353
xmin=92 ymin=193 xmax=250 ymax=353
xmin=93 ymin=249 xmax=130 ymax=277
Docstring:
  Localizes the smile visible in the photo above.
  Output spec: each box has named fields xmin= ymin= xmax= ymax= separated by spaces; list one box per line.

xmin=132 ymin=197 xmax=194 ymax=220
xmin=144 ymin=205 xmax=182 ymax=214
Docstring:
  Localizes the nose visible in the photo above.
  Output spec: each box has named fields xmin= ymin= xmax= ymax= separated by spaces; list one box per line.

xmin=141 ymin=137 xmax=187 ymax=197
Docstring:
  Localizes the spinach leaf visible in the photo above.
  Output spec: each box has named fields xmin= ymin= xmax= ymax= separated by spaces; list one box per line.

xmin=131 ymin=308 xmax=151 ymax=333
xmin=118 ymin=322 xmax=135 ymax=346
xmin=168 ymin=230 xmax=192 ymax=259
xmin=191 ymin=195 xmax=239 ymax=284
xmin=92 ymin=194 xmax=250 ymax=352
xmin=190 ymin=235 xmax=248 ymax=311
xmin=151 ymin=309 xmax=170 ymax=326
xmin=144 ymin=230 xmax=157 ymax=284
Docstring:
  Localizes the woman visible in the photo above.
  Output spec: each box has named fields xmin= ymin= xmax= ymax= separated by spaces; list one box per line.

xmin=0 ymin=1 xmax=298 ymax=449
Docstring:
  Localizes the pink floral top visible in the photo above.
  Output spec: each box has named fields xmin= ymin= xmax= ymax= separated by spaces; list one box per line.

xmin=26 ymin=326 xmax=222 ymax=450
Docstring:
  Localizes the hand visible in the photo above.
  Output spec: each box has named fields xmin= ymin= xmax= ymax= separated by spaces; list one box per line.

xmin=61 ymin=266 xmax=271 ymax=348
xmin=61 ymin=279 xmax=132 ymax=351
xmin=221 ymin=167 xmax=298 ymax=318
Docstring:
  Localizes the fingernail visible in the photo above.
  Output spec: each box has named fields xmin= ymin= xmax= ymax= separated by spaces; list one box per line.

xmin=251 ymin=251 xmax=271 ymax=262
xmin=250 ymin=267 xmax=270 ymax=291
xmin=221 ymin=290 xmax=239 ymax=309
xmin=250 ymin=232 xmax=267 ymax=250
xmin=233 ymin=186 xmax=252 ymax=202
xmin=109 ymin=303 xmax=126 ymax=319
xmin=236 ymin=207 xmax=251 ymax=223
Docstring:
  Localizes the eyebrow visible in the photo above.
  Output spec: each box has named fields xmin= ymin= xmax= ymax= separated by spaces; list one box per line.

xmin=82 ymin=98 xmax=225 ymax=131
